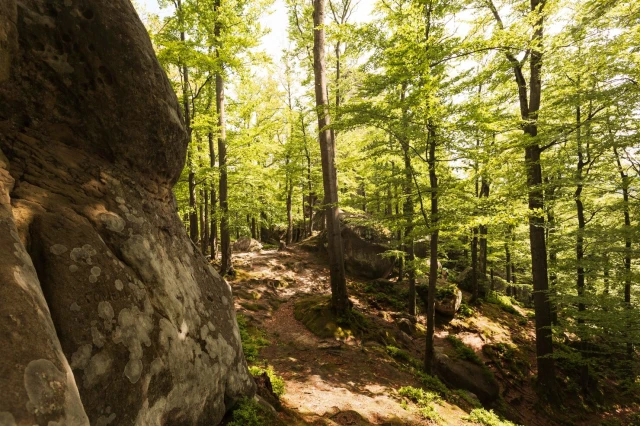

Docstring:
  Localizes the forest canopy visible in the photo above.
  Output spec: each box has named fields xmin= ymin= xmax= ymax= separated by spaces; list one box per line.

xmin=136 ymin=0 xmax=639 ymax=401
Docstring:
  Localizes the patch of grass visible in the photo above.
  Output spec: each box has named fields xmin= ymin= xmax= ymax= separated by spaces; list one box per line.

xmin=398 ymin=386 xmax=443 ymax=423
xmin=446 ymin=335 xmax=483 ymax=366
xmin=387 ymin=346 xmax=419 ymax=367
xmin=482 ymin=343 xmax=531 ymax=380
xmin=372 ymin=292 xmax=405 ymax=311
xmin=452 ymin=389 xmax=482 ymax=409
xmin=464 ymin=408 xmax=518 ymax=426
xmin=436 ymin=284 xmax=459 ymax=301
xmin=227 ymin=397 xmax=274 ymax=426
xmin=485 ymin=291 xmax=522 ymax=316
xmin=294 ymin=295 xmax=368 ymax=340
xmin=237 ymin=314 xmax=269 ymax=363
xmin=399 ymin=386 xmax=442 ymax=405
xmin=459 ymin=302 xmax=474 ymax=318
xmin=386 ymin=346 xmax=450 ymax=396
xmin=241 ymin=302 xmax=267 ymax=312
xmin=249 ymin=366 xmax=286 ymax=397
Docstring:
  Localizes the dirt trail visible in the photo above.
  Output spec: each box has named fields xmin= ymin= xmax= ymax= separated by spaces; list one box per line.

xmin=230 ymin=247 xmax=474 ymax=425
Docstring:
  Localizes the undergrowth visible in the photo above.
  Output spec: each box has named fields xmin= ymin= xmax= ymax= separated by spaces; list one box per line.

xmin=386 ymin=346 xmax=450 ymax=396
xmin=237 ymin=314 xmax=269 ymax=362
xmin=398 ymin=386 xmax=443 ymax=423
xmin=227 ymin=397 xmax=274 ymax=426
xmin=465 ymin=408 xmax=519 ymax=426
xmin=249 ymin=365 xmax=286 ymax=397
xmin=484 ymin=291 xmax=522 ymax=316
xmin=446 ymin=335 xmax=483 ymax=365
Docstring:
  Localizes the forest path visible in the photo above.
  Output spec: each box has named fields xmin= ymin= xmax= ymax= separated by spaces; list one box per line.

xmin=228 ymin=246 xmax=468 ymax=425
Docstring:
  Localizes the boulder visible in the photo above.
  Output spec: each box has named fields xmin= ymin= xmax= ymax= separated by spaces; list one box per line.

xmin=0 ymin=1 xmax=254 ymax=424
xmin=233 ymin=237 xmax=263 ymax=253
xmin=455 ymin=267 xmax=488 ymax=296
xmin=435 ymin=286 xmax=463 ymax=317
xmin=340 ymin=217 xmax=394 ymax=279
xmin=417 ymin=282 xmax=463 ymax=316
xmin=434 ymin=352 xmax=499 ymax=404
xmin=396 ymin=318 xmax=414 ymax=336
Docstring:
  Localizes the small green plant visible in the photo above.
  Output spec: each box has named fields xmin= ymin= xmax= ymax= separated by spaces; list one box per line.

xmin=465 ymin=408 xmax=518 ymax=426
xmin=398 ymin=386 xmax=442 ymax=422
xmin=436 ymin=284 xmax=458 ymax=300
xmin=452 ymin=389 xmax=482 ymax=408
xmin=386 ymin=346 xmax=418 ymax=366
xmin=386 ymin=346 xmax=449 ymax=396
xmin=446 ymin=335 xmax=483 ymax=365
xmin=399 ymin=386 xmax=441 ymax=404
xmin=237 ymin=314 xmax=269 ymax=363
xmin=249 ymin=365 xmax=286 ymax=397
xmin=418 ymin=404 xmax=442 ymax=422
xmin=459 ymin=302 xmax=474 ymax=318
xmin=227 ymin=397 xmax=272 ymax=426
xmin=485 ymin=291 xmax=522 ymax=316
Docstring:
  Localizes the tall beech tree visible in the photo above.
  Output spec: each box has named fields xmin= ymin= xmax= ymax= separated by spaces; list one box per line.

xmin=485 ymin=0 xmax=557 ymax=390
xmin=312 ymin=0 xmax=349 ymax=314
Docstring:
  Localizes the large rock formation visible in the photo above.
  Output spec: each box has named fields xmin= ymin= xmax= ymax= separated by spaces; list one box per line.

xmin=0 ymin=1 xmax=254 ymax=425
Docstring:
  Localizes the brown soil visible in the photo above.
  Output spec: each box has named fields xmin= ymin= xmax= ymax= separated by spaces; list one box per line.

xmin=227 ymin=244 xmax=639 ymax=426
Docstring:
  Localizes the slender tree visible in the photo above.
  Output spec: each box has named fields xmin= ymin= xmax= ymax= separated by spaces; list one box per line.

xmin=312 ymin=0 xmax=349 ymax=314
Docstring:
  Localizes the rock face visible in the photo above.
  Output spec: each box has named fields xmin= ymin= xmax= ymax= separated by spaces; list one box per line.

xmin=435 ymin=286 xmax=463 ymax=317
xmin=417 ymin=282 xmax=463 ymax=316
xmin=0 ymin=1 xmax=254 ymax=425
xmin=233 ymin=237 xmax=263 ymax=253
xmin=434 ymin=351 xmax=499 ymax=404
xmin=339 ymin=213 xmax=394 ymax=279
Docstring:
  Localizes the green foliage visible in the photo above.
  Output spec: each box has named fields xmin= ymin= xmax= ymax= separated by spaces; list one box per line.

xmin=398 ymin=386 xmax=441 ymax=405
xmin=138 ymin=0 xmax=640 ymax=399
xmin=237 ymin=314 xmax=269 ymax=363
xmin=464 ymin=408 xmax=518 ymax=426
xmin=294 ymin=295 xmax=368 ymax=339
xmin=398 ymin=386 xmax=442 ymax=422
xmin=458 ymin=302 xmax=474 ymax=318
xmin=385 ymin=346 xmax=450 ymax=396
xmin=446 ymin=335 xmax=483 ymax=366
xmin=452 ymin=389 xmax=482 ymax=409
xmin=249 ymin=366 xmax=286 ymax=397
xmin=227 ymin=397 xmax=273 ymax=426
xmin=484 ymin=292 xmax=522 ymax=317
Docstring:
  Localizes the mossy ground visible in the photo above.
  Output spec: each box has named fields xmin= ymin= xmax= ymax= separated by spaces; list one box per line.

xmin=293 ymin=294 xmax=369 ymax=341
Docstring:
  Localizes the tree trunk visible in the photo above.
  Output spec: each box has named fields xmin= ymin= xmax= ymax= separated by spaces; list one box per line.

xmin=216 ymin=63 xmax=231 ymax=275
xmin=614 ymin=148 xmax=633 ymax=358
xmin=400 ymin=87 xmax=416 ymax=316
xmin=546 ymin=178 xmax=558 ymax=325
xmin=188 ymin=170 xmax=198 ymax=244
xmin=424 ymin=125 xmax=438 ymax=374
xmin=208 ymin=131 xmax=218 ymax=259
xmin=178 ymin=0 xmax=198 ymax=245
xmin=302 ymin=116 xmax=315 ymax=235
xmin=479 ymin=179 xmax=489 ymax=277
xmin=489 ymin=0 xmax=556 ymax=390
xmin=286 ymin=175 xmax=293 ymax=245
xmin=199 ymin=190 xmax=205 ymax=252
xmin=251 ymin=216 xmax=257 ymax=240
xmin=575 ymin=104 xmax=586 ymax=322
xmin=313 ymin=0 xmax=349 ymax=314
xmin=472 ymin=227 xmax=479 ymax=301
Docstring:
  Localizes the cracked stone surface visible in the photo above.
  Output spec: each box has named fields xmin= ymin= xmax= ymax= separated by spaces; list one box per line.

xmin=0 ymin=0 xmax=255 ymax=424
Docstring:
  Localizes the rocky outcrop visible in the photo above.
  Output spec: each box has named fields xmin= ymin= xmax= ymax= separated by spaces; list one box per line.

xmin=434 ymin=350 xmax=499 ymax=404
xmin=0 ymin=1 xmax=254 ymax=425
xmin=233 ymin=237 xmax=263 ymax=253
xmin=417 ymin=282 xmax=463 ymax=316
xmin=339 ymin=213 xmax=394 ymax=279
